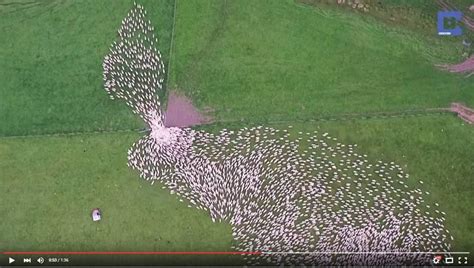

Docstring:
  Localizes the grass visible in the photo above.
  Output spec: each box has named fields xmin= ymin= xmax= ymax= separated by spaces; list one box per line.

xmin=1 ymin=116 xmax=472 ymax=257
xmin=298 ymin=0 xmax=474 ymax=55
xmin=170 ymin=0 xmax=473 ymax=123
xmin=299 ymin=0 xmax=440 ymax=34
xmin=0 ymin=0 xmax=473 ymax=263
xmin=0 ymin=0 xmax=174 ymax=136
xmin=0 ymin=132 xmax=240 ymax=265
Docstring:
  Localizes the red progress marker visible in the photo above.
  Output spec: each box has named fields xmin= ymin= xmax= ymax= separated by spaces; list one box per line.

xmin=2 ymin=251 xmax=261 ymax=255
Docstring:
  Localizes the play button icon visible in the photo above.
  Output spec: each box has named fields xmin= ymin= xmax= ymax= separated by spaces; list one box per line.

xmin=8 ymin=257 xmax=15 ymax=264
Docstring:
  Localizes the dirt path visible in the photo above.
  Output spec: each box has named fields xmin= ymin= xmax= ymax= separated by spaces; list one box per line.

xmin=439 ymin=56 xmax=474 ymax=74
xmin=450 ymin=102 xmax=474 ymax=124
xmin=164 ymin=91 xmax=212 ymax=127
xmin=435 ymin=0 xmax=474 ymax=75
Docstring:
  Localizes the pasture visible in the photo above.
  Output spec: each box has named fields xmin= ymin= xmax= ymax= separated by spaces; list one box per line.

xmin=0 ymin=0 xmax=473 ymax=262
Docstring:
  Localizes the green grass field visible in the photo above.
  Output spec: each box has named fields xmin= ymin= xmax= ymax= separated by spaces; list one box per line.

xmin=0 ymin=133 xmax=238 ymax=265
xmin=169 ymin=0 xmax=473 ymax=123
xmin=1 ymin=0 xmax=473 ymax=261
xmin=300 ymin=0 xmax=474 ymax=43
xmin=0 ymin=0 xmax=174 ymax=136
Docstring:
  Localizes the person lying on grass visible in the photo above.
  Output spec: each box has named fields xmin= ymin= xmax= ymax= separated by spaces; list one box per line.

xmin=91 ymin=208 xmax=101 ymax=222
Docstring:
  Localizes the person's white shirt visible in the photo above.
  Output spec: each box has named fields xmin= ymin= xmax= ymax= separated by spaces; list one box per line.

xmin=92 ymin=209 xmax=101 ymax=221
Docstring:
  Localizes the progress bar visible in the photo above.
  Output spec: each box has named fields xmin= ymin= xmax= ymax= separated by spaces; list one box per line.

xmin=2 ymin=251 xmax=261 ymax=255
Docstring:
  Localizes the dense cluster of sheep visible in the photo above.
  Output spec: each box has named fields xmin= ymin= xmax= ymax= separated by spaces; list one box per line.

xmin=102 ymin=3 xmax=452 ymax=265
xmin=103 ymin=3 xmax=165 ymax=128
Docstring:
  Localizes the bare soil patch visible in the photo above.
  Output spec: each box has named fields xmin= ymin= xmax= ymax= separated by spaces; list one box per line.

xmin=450 ymin=102 xmax=474 ymax=124
xmin=164 ymin=91 xmax=212 ymax=127
xmin=439 ymin=56 xmax=474 ymax=74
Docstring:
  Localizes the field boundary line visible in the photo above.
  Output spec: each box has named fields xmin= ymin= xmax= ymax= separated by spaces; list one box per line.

xmin=203 ymin=108 xmax=457 ymax=127
xmin=162 ymin=0 xmax=178 ymax=111
xmin=0 ymin=108 xmax=458 ymax=139
xmin=0 ymin=128 xmax=148 ymax=140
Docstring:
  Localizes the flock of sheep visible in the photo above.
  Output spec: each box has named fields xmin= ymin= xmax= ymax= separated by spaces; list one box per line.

xmin=102 ymin=3 xmax=452 ymax=265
